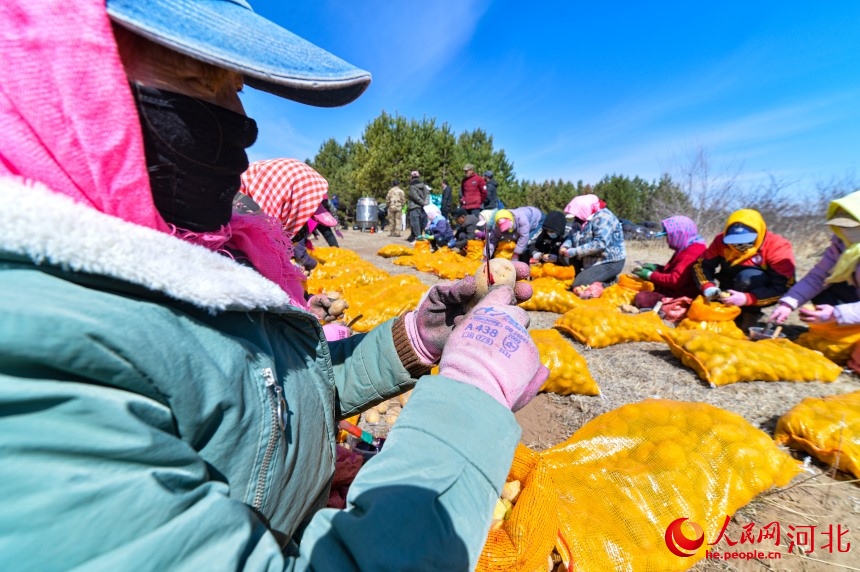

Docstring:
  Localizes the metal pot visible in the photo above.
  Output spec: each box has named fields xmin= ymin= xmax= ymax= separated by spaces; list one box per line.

xmin=355 ymin=197 xmax=378 ymax=231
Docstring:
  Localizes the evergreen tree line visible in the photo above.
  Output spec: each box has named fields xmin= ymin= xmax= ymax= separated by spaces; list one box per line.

xmin=308 ymin=110 xmax=690 ymax=223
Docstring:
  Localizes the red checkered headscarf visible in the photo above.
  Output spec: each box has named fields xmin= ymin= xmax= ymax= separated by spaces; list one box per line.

xmin=240 ymin=158 xmax=329 ymax=237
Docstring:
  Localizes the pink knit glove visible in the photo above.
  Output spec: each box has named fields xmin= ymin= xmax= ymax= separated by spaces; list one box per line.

xmin=404 ymin=262 xmax=534 ymax=364
xmin=721 ymin=290 xmax=748 ymax=307
xmin=438 ymin=287 xmax=549 ymax=411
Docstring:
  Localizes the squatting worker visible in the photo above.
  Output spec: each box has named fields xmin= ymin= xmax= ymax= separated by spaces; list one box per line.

xmin=560 ymin=194 xmax=626 ymax=288
xmin=0 ymin=1 xmax=549 ymax=570
xmin=770 ymin=190 xmax=860 ymax=327
xmin=693 ymin=209 xmax=795 ymax=330
xmin=487 ymin=206 xmax=544 ymax=261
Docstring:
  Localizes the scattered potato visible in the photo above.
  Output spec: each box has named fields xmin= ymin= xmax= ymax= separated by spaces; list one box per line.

xmin=364 ymin=409 xmax=380 ymax=424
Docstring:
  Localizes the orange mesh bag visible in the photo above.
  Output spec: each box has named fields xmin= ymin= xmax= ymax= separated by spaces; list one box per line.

xmin=477 ymin=445 xmax=559 ymax=572
xmin=519 ymin=278 xmax=584 ymax=314
xmin=530 ymin=329 xmax=600 ymax=396
xmin=554 ymin=307 xmax=665 ymax=348
xmin=662 ymin=329 xmax=842 ymax=387
xmin=775 ymin=390 xmax=860 ymax=478
xmin=530 ymin=263 xmax=575 ymax=285
xmin=309 ymin=246 xmax=362 ymax=265
xmin=541 ymin=399 xmax=801 ymax=572
xmin=493 ymin=241 xmax=516 ymax=260
xmin=686 ymin=295 xmax=741 ymax=322
xmin=676 ymin=317 xmax=746 ymax=340
xmin=409 ymin=248 xmax=481 ymax=279
xmin=376 ymin=244 xmax=415 ymax=258
xmin=465 ymin=239 xmax=486 ymax=261
xmin=341 ymin=276 xmax=428 ymax=332
xmin=795 ymin=322 xmax=860 ymax=365
xmin=391 ymin=254 xmax=418 ymax=267
xmin=413 ymin=239 xmax=432 ymax=254
xmin=674 ymin=296 xmax=745 ymax=338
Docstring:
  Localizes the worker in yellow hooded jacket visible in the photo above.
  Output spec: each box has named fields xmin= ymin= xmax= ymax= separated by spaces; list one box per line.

xmin=693 ymin=209 xmax=796 ymax=328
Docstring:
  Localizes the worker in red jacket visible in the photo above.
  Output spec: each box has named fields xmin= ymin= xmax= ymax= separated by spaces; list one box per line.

xmin=693 ymin=209 xmax=796 ymax=329
xmin=633 ymin=215 xmax=707 ymax=299
xmin=460 ymin=163 xmax=486 ymax=216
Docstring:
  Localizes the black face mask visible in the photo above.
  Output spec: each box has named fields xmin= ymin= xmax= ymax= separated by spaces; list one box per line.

xmin=131 ymin=84 xmax=258 ymax=232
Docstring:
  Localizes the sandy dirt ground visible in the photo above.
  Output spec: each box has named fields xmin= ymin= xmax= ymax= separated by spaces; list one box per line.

xmin=318 ymin=227 xmax=860 ymax=571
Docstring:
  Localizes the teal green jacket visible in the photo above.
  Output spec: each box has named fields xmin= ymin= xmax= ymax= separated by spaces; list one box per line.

xmin=0 ymin=181 xmax=520 ymax=571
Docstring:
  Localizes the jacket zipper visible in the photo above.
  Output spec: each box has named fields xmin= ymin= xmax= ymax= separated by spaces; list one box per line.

xmin=254 ymin=367 xmax=286 ymax=511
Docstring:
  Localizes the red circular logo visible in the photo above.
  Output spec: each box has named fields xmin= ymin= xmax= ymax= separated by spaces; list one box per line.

xmin=664 ymin=517 xmax=705 ymax=557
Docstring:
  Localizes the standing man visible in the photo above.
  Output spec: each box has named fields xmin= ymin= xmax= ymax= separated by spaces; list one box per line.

xmin=482 ymin=171 xmax=499 ymax=210
xmin=385 ymin=180 xmax=406 ymax=237
xmin=440 ymin=178 xmax=454 ymax=221
xmin=407 ymin=170 xmax=430 ymax=242
xmin=460 ymin=164 xmax=486 ymax=216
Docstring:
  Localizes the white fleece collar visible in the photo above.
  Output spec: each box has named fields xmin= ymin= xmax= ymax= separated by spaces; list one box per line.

xmin=0 ymin=177 xmax=297 ymax=314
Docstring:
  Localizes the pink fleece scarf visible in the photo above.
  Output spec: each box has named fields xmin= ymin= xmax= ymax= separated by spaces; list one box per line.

xmin=0 ymin=0 xmax=307 ymax=308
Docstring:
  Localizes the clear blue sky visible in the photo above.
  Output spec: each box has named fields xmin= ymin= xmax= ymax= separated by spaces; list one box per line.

xmin=243 ymin=1 xmax=860 ymax=195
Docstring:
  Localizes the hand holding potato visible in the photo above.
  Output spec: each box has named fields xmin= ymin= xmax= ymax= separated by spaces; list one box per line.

xmin=308 ymin=292 xmax=349 ymax=323
xmin=402 ymin=260 xmax=533 ymax=365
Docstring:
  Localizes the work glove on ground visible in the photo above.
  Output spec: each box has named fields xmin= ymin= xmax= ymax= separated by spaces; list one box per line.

xmin=404 ymin=261 xmax=533 ymax=365
xmin=799 ymin=304 xmax=836 ymax=324
xmin=703 ymin=286 xmax=721 ymax=300
xmin=632 ymin=267 xmax=652 ymax=281
xmin=768 ymin=303 xmax=793 ymax=324
xmin=308 ymin=294 xmax=349 ymax=323
xmin=438 ymin=287 xmax=549 ymax=411
xmin=721 ymin=289 xmax=748 ymax=307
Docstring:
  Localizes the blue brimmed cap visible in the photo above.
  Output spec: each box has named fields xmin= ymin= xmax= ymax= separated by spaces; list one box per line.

xmin=723 ymin=223 xmax=758 ymax=244
xmin=107 ymin=0 xmax=371 ymax=108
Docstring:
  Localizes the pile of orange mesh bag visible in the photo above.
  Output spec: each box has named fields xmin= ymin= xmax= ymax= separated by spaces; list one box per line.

xmin=340 ymin=275 xmax=428 ymax=333
xmin=307 ymin=247 xmax=390 ymax=295
xmin=775 ymin=390 xmax=860 ymax=478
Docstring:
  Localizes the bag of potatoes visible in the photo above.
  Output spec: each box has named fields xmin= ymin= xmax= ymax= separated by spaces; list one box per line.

xmin=477 ymin=445 xmax=559 ymax=572
xmin=775 ymin=390 xmax=860 ymax=478
xmin=519 ymin=278 xmax=584 ymax=314
xmin=795 ymin=321 xmax=860 ymax=365
xmin=376 ymin=244 xmax=414 ymax=258
xmin=554 ymin=307 xmax=665 ymax=348
xmin=530 ymin=329 xmax=600 ymax=396
xmin=542 ymin=399 xmax=801 ymax=572
xmin=662 ymin=329 xmax=842 ymax=387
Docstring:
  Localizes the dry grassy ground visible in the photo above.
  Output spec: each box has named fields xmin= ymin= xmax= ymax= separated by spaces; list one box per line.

xmin=320 ymin=228 xmax=860 ymax=572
